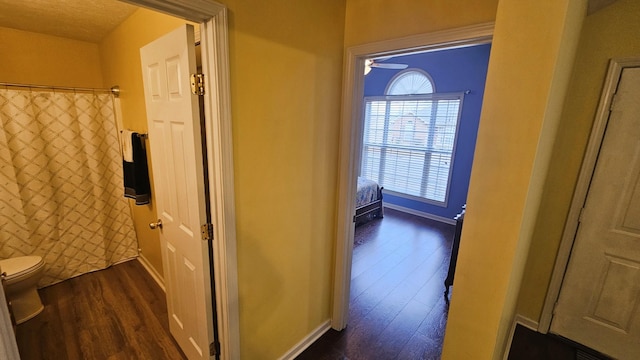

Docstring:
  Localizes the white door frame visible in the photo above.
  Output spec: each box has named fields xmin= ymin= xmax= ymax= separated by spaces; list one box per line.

xmin=124 ymin=1 xmax=239 ymax=358
xmin=332 ymin=22 xmax=494 ymax=330
xmin=539 ymin=57 xmax=640 ymax=333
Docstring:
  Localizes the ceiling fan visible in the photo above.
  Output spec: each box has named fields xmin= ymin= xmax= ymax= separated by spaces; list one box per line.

xmin=364 ymin=58 xmax=408 ymax=75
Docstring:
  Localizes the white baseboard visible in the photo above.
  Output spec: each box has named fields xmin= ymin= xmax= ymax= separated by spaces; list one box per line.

xmin=383 ymin=203 xmax=456 ymax=225
xmin=278 ymin=320 xmax=331 ymax=360
xmin=137 ymin=254 xmax=165 ymax=292
xmin=515 ymin=314 xmax=539 ymax=331
xmin=503 ymin=314 xmax=539 ymax=360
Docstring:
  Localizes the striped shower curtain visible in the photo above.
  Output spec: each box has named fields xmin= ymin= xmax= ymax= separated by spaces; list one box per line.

xmin=0 ymin=88 xmax=137 ymax=286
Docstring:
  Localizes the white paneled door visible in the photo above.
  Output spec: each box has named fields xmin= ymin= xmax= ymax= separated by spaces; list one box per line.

xmin=140 ymin=25 xmax=214 ymax=360
xmin=551 ymin=67 xmax=640 ymax=359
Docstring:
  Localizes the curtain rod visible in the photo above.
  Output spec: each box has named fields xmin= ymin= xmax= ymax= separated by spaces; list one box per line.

xmin=0 ymin=82 xmax=121 ymax=97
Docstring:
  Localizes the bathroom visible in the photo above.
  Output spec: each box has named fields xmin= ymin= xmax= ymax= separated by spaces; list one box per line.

xmin=0 ymin=0 xmax=191 ymax=335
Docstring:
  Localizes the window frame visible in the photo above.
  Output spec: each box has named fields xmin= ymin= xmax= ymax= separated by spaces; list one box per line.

xmin=385 ymin=68 xmax=436 ymax=95
xmin=361 ymin=92 xmax=465 ymax=207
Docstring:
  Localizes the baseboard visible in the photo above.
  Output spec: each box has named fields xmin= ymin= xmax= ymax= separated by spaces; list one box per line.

xmin=137 ymin=254 xmax=165 ymax=292
xmin=515 ymin=314 xmax=539 ymax=331
xmin=503 ymin=314 xmax=539 ymax=360
xmin=278 ymin=320 xmax=331 ymax=360
xmin=383 ymin=203 xmax=456 ymax=225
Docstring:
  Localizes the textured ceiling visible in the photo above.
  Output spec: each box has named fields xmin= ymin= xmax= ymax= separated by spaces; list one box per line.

xmin=0 ymin=0 xmax=137 ymax=43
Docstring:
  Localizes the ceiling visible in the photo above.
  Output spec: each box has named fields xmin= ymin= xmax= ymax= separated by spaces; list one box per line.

xmin=0 ymin=0 xmax=138 ymax=43
xmin=0 ymin=0 xmax=619 ymax=44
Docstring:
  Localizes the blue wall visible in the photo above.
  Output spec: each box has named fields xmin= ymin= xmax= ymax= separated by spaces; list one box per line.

xmin=363 ymin=44 xmax=491 ymax=221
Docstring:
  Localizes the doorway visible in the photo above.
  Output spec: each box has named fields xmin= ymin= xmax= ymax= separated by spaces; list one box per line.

xmin=108 ymin=2 xmax=239 ymax=359
xmin=332 ymin=22 xmax=494 ymax=331
xmin=544 ymin=59 xmax=640 ymax=359
xmin=1 ymin=1 xmax=239 ymax=359
xmin=318 ymin=41 xmax=491 ymax=358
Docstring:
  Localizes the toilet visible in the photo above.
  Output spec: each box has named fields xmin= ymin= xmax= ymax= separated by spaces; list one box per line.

xmin=0 ymin=256 xmax=45 ymax=324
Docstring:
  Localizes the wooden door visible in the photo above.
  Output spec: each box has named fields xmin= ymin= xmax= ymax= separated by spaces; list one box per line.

xmin=140 ymin=24 xmax=214 ymax=360
xmin=550 ymin=67 xmax=640 ymax=359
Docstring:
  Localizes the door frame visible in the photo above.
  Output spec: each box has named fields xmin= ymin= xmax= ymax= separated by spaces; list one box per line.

xmin=539 ymin=57 xmax=640 ymax=333
xmin=125 ymin=1 xmax=239 ymax=358
xmin=332 ymin=22 xmax=494 ymax=330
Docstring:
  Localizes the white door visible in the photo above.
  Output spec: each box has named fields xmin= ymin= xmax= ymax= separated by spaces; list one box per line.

xmin=140 ymin=25 xmax=214 ymax=360
xmin=551 ymin=67 xmax=640 ymax=359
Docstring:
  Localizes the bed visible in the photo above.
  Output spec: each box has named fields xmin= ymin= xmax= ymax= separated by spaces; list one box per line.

xmin=354 ymin=177 xmax=384 ymax=226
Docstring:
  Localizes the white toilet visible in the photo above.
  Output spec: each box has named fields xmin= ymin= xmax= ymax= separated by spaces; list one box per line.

xmin=0 ymin=256 xmax=45 ymax=324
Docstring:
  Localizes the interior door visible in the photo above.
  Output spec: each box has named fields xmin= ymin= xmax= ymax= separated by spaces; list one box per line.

xmin=550 ymin=67 xmax=640 ymax=359
xmin=140 ymin=24 xmax=214 ymax=360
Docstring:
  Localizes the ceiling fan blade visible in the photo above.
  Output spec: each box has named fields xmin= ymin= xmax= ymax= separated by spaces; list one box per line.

xmin=370 ymin=63 xmax=408 ymax=70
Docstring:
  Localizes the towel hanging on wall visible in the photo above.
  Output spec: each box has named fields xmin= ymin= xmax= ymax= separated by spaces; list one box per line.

xmin=121 ymin=129 xmax=134 ymax=162
xmin=123 ymin=132 xmax=151 ymax=205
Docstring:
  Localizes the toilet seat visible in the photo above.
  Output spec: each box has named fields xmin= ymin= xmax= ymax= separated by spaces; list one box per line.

xmin=0 ymin=256 xmax=44 ymax=281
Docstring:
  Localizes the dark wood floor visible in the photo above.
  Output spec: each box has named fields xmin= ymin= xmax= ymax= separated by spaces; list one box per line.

xmin=508 ymin=324 xmax=612 ymax=360
xmin=297 ymin=208 xmax=455 ymax=360
xmin=15 ymin=259 xmax=186 ymax=360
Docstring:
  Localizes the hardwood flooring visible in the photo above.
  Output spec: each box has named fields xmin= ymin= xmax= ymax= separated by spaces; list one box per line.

xmin=12 ymin=210 xmax=602 ymax=360
xmin=15 ymin=259 xmax=186 ymax=360
xmin=507 ymin=324 xmax=612 ymax=360
xmin=297 ymin=208 xmax=455 ymax=360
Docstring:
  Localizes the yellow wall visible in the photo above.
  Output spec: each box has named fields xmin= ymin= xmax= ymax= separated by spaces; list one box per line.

xmin=344 ymin=0 xmax=499 ymax=47
xmin=0 ymin=26 xmax=103 ymax=88
xmin=99 ymin=9 xmax=191 ymax=277
xmin=99 ymin=3 xmax=346 ymax=357
xmin=517 ymin=0 xmax=640 ymax=321
xmin=441 ymin=0 xmax=586 ymax=358
xmin=222 ymin=1 xmax=345 ymax=357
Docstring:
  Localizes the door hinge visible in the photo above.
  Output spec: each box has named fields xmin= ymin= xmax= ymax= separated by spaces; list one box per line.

xmin=201 ymin=223 xmax=214 ymax=241
xmin=190 ymin=73 xmax=205 ymax=96
xmin=210 ymin=341 xmax=220 ymax=356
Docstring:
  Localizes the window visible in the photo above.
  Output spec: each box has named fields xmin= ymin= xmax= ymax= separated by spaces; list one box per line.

xmin=360 ymin=70 xmax=463 ymax=205
xmin=386 ymin=70 xmax=434 ymax=95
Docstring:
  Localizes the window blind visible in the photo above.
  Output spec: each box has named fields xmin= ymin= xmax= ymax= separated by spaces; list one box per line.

xmin=361 ymin=94 xmax=463 ymax=204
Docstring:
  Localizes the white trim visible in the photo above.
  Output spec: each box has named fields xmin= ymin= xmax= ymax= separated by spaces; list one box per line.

xmin=515 ymin=314 xmax=539 ymax=331
xmin=125 ymin=1 xmax=240 ymax=359
xmin=137 ymin=255 xmax=165 ymax=292
xmin=503 ymin=315 xmax=539 ymax=360
xmin=538 ymin=57 xmax=640 ymax=334
xmin=121 ymin=0 xmax=222 ymax=21
xmin=277 ymin=320 xmax=331 ymax=360
xmin=383 ymin=203 xmax=456 ymax=225
xmin=200 ymin=9 xmax=241 ymax=360
xmin=332 ymin=22 xmax=494 ymax=330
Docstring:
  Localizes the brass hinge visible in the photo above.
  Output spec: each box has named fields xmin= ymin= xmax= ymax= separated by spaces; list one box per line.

xmin=190 ymin=73 xmax=205 ymax=96
xmin=201 ymin=223 xmax=214 ymax=241
xmin=210 ymin=341 xmax=220 ymax=356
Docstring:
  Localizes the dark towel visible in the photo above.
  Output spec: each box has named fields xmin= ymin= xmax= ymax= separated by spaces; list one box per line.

xmin=123 ymin=132 xmax=151 ymax=205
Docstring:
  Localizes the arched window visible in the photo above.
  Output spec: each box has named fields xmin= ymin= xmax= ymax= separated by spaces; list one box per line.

xmin=361 ymin=69 xmax=463 ymax=205
xmin=385 ymin=69 xmax=435 ymax=95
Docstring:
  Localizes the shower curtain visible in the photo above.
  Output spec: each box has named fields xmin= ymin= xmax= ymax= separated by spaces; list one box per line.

xmin=0 ymin=87 xmax=138 ymax=286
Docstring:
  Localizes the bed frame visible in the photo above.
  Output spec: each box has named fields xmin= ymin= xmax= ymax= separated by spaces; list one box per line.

xmin=354 ymin=186 xmax=384 ymax=226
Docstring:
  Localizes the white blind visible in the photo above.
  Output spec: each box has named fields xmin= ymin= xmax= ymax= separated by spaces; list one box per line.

xmin=361 ymin=94 xmax=463 ymax=204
